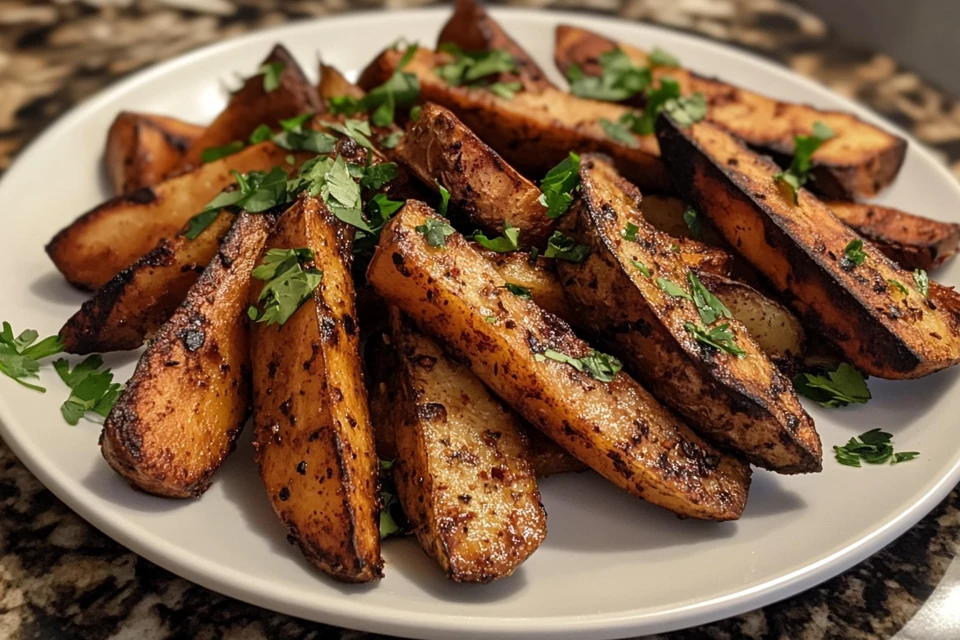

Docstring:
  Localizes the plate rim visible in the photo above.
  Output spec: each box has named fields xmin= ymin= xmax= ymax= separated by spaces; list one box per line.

xmin=1 ymin=6 xmax=959 ymax=639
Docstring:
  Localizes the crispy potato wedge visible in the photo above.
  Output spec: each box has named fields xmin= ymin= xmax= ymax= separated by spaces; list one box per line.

xmin=480 ymin=250 xmax=574 ymax=324
xmin=367 ymin=200 xmax=750 ymax=521
xmin=47 ymin=141 xmax=301 ymax=290
xmin=826 ymin=201 xmax=960 ymax=271
xmin=553 ymin=24 xmax=907 ymax=200
xmin=557 ymin=154 xmax=819 ymax=473
xmin=437 ymin=0 xmax=555 ymax=92
xmin=657 ymin=117 xmax=960 ymax=378
xmin=60 ymin=210 xmax=234 ymax=354
xmin=100 ymin=211 xmax=269 ymax=497
xmin=524 ymin=427 xmax=588 ymax=476
xmin=318 ymin=62 xmax=366 ymax=102
xmin=249 ymin=197 xmax=382 ymax=583
xmin=178 ymin=45 xmax=321 ymax=171
xmin=384 ymin=307 xmax=546 ymax=582
xmin=105 ymin=112 xmax=204 ymax=195
xmin=358 ymin=47 xmax=672 ymax=192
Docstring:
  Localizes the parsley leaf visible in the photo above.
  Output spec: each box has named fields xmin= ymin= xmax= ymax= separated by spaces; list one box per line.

xmin=842 ymin=238 xmax=866 ymax=268
xmin=326 ymin=119 xmax=375 ymax=150
xmin=684 ymin=322 xmax=746 ymax=358
xmin=488 ymin=81 xmax=523 ymax=99
xmin=358 ymin=162 xmax=399 ymax=191
xmin=535 ymin=348 xmax=623 ymax=382
xmin=184 ymin=166 xmax=293 ymax=239
xmin=53 ymin=355 xmax=122 ymax=425
xmin=472 ymin=222 xmax=520 ymax=253
xmin=794 ymin=362 xmax=871 ymax=408
xmin=436 ymin=44 xmax=518 ymax=86
xmin=379 ymin=131 xmax=403 ymax=149
xmin=416 ymin=218 xmax=456 ymax=248
xmin=436 ymin=182 xmax=451 ymax=216
xmin=622 ymin=222 xmax=639 ymax=242
xmin=248 ymin=248 xmax=323 ymax=326
xmin=567 ymin=48 xmax=651 ymax=101
xmin=914 ymin=269 xmax=929 ymax=297
xmin=683 ymin=207 xmax=702 ymax=238
xmin=249 ymin=124 xmax=273 ymax=144
xmin=599 ymin=118 xmax=639 ymax=148
xmin=504 ymin=283 xmax=532 ymax=299
xmin=774 ymin=121 xmax=834 ymax=203
xmin=544 ymin=231 xmax=590 ymax=263
xmin=200 ymin=141 xmax=245 ymax=164
xmin=832 ymin=428 xmax=918 ymax=467
xmin=630 ymin=260 xmax=652 ymax=277
xmin=379 ymin=457 xmax=408 ymax=539
xmin=888 ymin=279 xmax=908 ymax=296
xmin=538 ymin=153 xmax=581 ymax=219
xmin=0 ymin=323 xmax=63 ymax=392
xmin=663 ymin=91 xmax=707 ymax=126
xmin=688 ymin=272 xmax=733 ymax=325
xmin=331 ymin=46 xmax=420 ymax=127
xmin=409 ymin=105 xmax=422 ymax=122
xmin=258 ymin=62 xmax=285 ymax=93
xmin=649 ymin=47 xmax=680 ymax=67
xmin=656 ymin=277 xmax=692 ymax=301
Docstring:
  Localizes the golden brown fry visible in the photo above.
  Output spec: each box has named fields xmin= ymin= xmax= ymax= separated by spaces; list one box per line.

xmin=318 ymin=62 xmax=366 ymax=102
xmin=249 ymin=197 xmax=382 ymax=583
xmin=367 ymin=200 xmax=750 ymax=521
xmin=105 ymin=112 xmax=204 ymax=195
xmin=524 ymin=427 xmax=588 ymax=476
xmin=100 ymin=211 xmax=269 ymax=498
xmin=656 ymin=116 xmax=960 ymax=378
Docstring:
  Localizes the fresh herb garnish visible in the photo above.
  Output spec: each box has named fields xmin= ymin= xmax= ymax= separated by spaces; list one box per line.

xmin=630 ymin=260 xmax=651 ymax=277
xmin=683 ymin=207 xmax=701 ymax=238
xmin=621 ymin=222 xmax=639 ymax=242
xmin=409 ymin=105 xmax=422 ymax=121
xmin=326 ymin=119 xmax=375 ymax=150
xmin=200 ymin=141 xmax=245 ymax=164
xmin=833 ymin=428 xmax=918 ymax=467
xmin=914 ymin=269 xmax=929 ymax=297
xmin=248 ymin=248 xmax=323 ymax=326
xmin=535 ymin=348 xmax=623 ymax=382
xmin=358 ymin=162 xmax=399 ymax=190
xmin=379 ymin=458 xmax=407 ymax=539
xmin=774 ymin=121 xmax=834 ymax=203
xmin=258 ymin=62 xmax=285 ymax=93
xmin=538 ymin=153 xmax=581 ymax=219
xmin=249 ymin=124 xmax=274 ymax=144
xmin=436 ymin=182 xmax=451 ymax=216
xmin=794 ymin=362 xmax=871 ymax=408
xmin=472 ymin=222 xmax=519 ymax=253
xmin=566 ymin=48 xmax=651 ymax=101
xmin=488 ymin=81 xmax=523 ymax=100
xmin=888 ymin=279 xmax=908 ymax=296
xmin=688 ymin=272 xmax=732 ymax=325
xmin=436 ymin=44 xmax=518 ymax=87
xmin=416 ymin=218 xmax=456 ymax=248
xmin=184 ymin=166 xmax=291 ymax=239
xmin=544 ymin=231 xmax=590 ymax=263
xmin=599 ymin=118 xmax=639 ymax=148
xmin=842 ymin=238 xmax=866 ymax=268
xmin=329 ymin=46 xmax=420 ymax=127
xmin=649 ymin=47 xmax=680 ymax=67
xmin=0 ymin=323 xmax=63 ymax=392
xmin=379 ymin=131 xmax=403 ymax=149
xmin=684 ymin=322 xmax=746 ymax=358
xmin=656 ymin=277 xmax=692 ymax=301
xmin=53 ymin=355 xmax=122 ymax=425
xmin=600 ymin=78 xmax=706 ymax=141
xmin=504 ymin=283 xmax=532 ymax=299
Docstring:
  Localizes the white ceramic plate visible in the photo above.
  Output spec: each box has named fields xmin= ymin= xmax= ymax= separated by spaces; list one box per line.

xmin=1 ymin=7 xmax=959 ymax=640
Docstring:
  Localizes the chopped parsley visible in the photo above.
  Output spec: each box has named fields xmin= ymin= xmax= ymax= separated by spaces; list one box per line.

xmin=0 ymin=323 xmax=63 ymax=392
xmin=535 ymin=348 xmax=623 ymax=382
xmin=436 ymin=44 xmax=518 ymax=91
xmin=248 ymin=248 xmax=323 ymax=326
xmin=888 ymin=279 xmax=908 ymax=296
xmin=683 ymin=207 xmax=702 ymax=238
xmin=329 ymin=45 xmax=420 ymax=126
xmin=842 ymin=238 xmax=866 ymax=268
xmin=774 ymin=121 xmax=834 ymax=203
xmin=326 ymin=119 xmax=375 ymax=150
xmin=544 ymin=231 xmax=590 ymax=263
xmin=488 ymin=81 xmax=523 ymax=100
xmin=379 ymin=458 xmax=407 ymax=539
xmin=379 ymin=131 xmax=403 ymax=149
xmin=416 ymin=218 xmax=456 ymax=248
xmin=504 ymin=283 xmax=532 ymax=299
xmin=272 ymin=117 xmax=336 ymax=154
xmin=472 ymin=222 xmax=519 ymax=253
xmin=914 ymin=269 xmax=929 ymax=297
xmin=200 ymin=141 xmax=245 ymax=164
xmin=54 ymin=355 xmax=122 ymax=425
xmin=567 ymin=48 xmax=651 ymax=101
xmin=538 ymin=153 xmax=581 ymax=219
xmin=656 ymin=277 xmax=692 ymax=300
xmin=599 ymin=118 xmax=638 ymax=148
xmin=258 ymin=62 xmax=285 ymax=93
xmin=684 ymin=322 xmax=746 ymax=358
xmin=687 ymin=272 xmax=732 ymax=325
xmin=409 ymin=105 xmax=422 ymax=121
xmin=622 ymin=222 xmax=639 ymax=242
xmin=833 ymin=429 xmax=918 ymax=467
xmin=648 ymin=47 xmax=680 ymax=67
xmin=630 ymin=260 xmax=651 ymax=277
xmin=183 ymin=166 xmax=290 ymax=240
xmin=793 ymin=362 xmax=871 ymax=408
xmin=599 ymin=78 xmax=706 ymax=142
xmin=436 ymin=182 xmax=451 ymax=216
xmin=249 ymin=124 xmax=274 ymax=144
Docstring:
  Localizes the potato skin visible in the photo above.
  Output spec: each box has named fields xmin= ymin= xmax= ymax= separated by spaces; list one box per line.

xmin=100 ymin=212 xmax=269 ymax=498
xmin=317 ymin=62 xmax=366 ymax=102
xmin=367 ymin=200 xmax=750 ymax=521
xmin=358 ymin=47 xmax=672 ymax=192
xmin=105 ymin=112 xmax=203 ymax=195
xmin=656 ymin=117 xmax=960 ymax=379
xmin=553 ymin=24 xmax=906 ymax=200
xmin=249 ymin=197 xmax=382 ymax=583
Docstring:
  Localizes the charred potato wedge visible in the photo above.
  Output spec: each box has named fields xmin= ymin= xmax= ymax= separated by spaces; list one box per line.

xmin=105 ymin=112 xmax=203 ymax=195
xmin=827 ymin=201 xmax=960 ymax=271
xmin=318 ymin=62 xmax=366 ymax=102
xmin=554 ymin=25 xmax=907 ymax=200
xmin=657 ymin=117 xmax=960 ymax=378
xmin=557 ymin=155 xmax=819 ymax=473
xmin=383 ymin=308 xmax=546 ymax=582
xmin=358 ymin=47 xmax=672 ymax=192
xmin=178 ymin=45 xmax=321 ymax=171
xmin=524 ymin=427 xmax=588 ymax=477
xmin=249 ymin=197 xmax=382 ymax=583
xmin=367 ymin=200 xmax=750 ymax=521
xmin=47 ymin=141 xmax=301 ymax=290
xmin=100 ymin=212 xmax=270 ymax=497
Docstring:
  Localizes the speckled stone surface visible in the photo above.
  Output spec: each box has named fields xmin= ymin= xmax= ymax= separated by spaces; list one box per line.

xmin=0 ymin=1 xmax=958 ymax=639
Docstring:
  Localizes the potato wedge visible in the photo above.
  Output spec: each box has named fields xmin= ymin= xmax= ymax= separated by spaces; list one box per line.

xmin=249 ymin=197 xmax=382 ymax=583
xmin=556 ymin=154 xmax=819 ymax=473
xmin=60 ymin=210 xmax=234 ymax=354
xmin=656 ymin=117 xmax=960 ymax=378
xmin=47 ymin=141 xmax=301 ymax=290
xmin=358 ymin=47 xmax=672 ymax=192
xmin=480 ymin=250 xmax=574 ymax=324
xmin=105 ymin=112 xmax=204 ymax=195
xmin=826 ymin=201 xmax=960 ymax=271
xmin=525 ymin=427 xmax=588 ymax=477
xmin=100 ymin=211 xmax=270 ymax=498
xmin=382 ymin=307 xmax=546 ymax=582
xmin=554 ymin=24 xmax=907 ymax=200
xmin=178 ymin=45 xmax=321 ymax=171
xmin=367 ymin=200 xmax=750 ymax=521
xmin=318 ymin=62 xmax=366 ymax=102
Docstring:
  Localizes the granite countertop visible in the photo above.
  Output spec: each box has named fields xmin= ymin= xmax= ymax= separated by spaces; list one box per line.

xmin=1 ymin=1 xmax=959 ymax=638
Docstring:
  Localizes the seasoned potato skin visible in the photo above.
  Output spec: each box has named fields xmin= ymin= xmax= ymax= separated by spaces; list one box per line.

xmin=249 ymin=197 xmax=382 ymax=583
xmin=47 ymin=141 xmax=302 ymax=290
xmin=383 ymin=308 xmax=546 ymax=582
xmin=60 ymin=211 xmax=234 ymax=354
xmin=318 ymin=62 xmax=366 ymax=102
xmin=657 ymin=117 xmax=960 ymax=378
xmin=524 ymin=426 xmax=588 ymax=476
xmin=367 ymin=200 xmax=750 ymax=521
xmin=178 ymin=45 xmax=320 ymax=172
xmin=105 ymin=112 xmax=203 ymax=195
xmin=100 ymin=212 xmax=270 ymax=498
xmin=553 ymin=24 xmax=907 ymax=200
xmin=557 ymin=155 xmax=819 ymax=473
xmin=358 ymin=47 xmax=672 ymax=192
xmin=826 ymin=201 xmax=960 ymax=271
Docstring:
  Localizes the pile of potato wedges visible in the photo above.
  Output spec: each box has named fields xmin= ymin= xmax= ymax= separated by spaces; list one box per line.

xmin=45 ymin=0 xmax=960 ymax=584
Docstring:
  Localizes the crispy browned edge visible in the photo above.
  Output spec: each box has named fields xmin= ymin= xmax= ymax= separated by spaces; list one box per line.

xmin=250 ymin=197 xmax=383 ymax=583
xmin=318 ymin=62 xmax=366 ymax=102
xmin=367 ymin=199 xmax=750 ymax=521
xmin=100 ymin=211 xmax=269 ymax=498
xmin=827 ymin=201 xmax=960 ymax=271
xmin=656 ymin=116 xmax=960 ymax=378
xmin=105 ymin=112 xmax=204 ymax=195
xmin=553 ymin=24 xmax=907 ymax=200
xmin=178 ymin=44 xmax=321 ymax=171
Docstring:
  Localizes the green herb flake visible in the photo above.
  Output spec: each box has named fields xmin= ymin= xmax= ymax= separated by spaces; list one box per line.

xmin=0 ymin=323 xmax=64 ymax=392
xmin=793 ymin=362 xmax=871 ymax=408
xmin=683 ymin=207 xmax=702 ymax=238
xmin=53 ymin=355 xmax=122 ymax=425
xmin=436 ymin=182 xmax=451 ymax=216
xmin=488 ymin=81 xmax=523 ymax=100
xmin=258 ymin=62 xmax=285 ymax=93
xmin=630 ymin=260 xmax=651 ymax=277
xmin=832 ymin=428 xmax=918 ymax=467
xmin=201 ymin=141 xmax=245 ymax=164
xmin=436 ymin=44 xmax=518 ymax=87
xmin=914 ymin=269 xmax=929 ymax=297
xmin=649 ymin=47 xmax=680 ymax=67
xmin=326 ymin=119 xmax=375 ymax=150
xmin=888 ymin=279 xmax=908 ymax=296
xmin=182 ymin=209 xmax=222 ymax=241
xmin=248 ymin=248 xmax=323 ymax=326
xmin=535 ymin=348 xmax=622 ymax=382
xmin=566 ymin=48 xmax=651 ymax=101
xmin=663 ymin=91 xmax=707 ymax=127
xmin=379 ymin=131 xmax=403 ymax=149
xmin=774 ymin=121 xmax=834 ymax=203
xmin=538 ymin=153 xmax=581 ymax=219
xmin=688 ymin=271 xmax=732 ymax=325
xmin=416 ymin=218 xmax=456 ymax=248
xmin=544 ymin=231 xmax=590 ymax=263
xmin=249 ymin=124 xmax=274 ymax=144
xmin=684 ymin=322 xmax=746 ymax=358
xmin=599 ymin=117 xmax=639 ymax=148
xmin=621 ymin=222 xmax=639 ymax=242
xmin=843 ymin=238 xmax=867 ymax=268
xmin=504 ymin=283 xmax=532 ymax=299
xmin=409 ymin=105 xmax=422 ymax=122
xmin=378 ymin=457 xmax=407 ymax=539
xmin=656 ymin=277 xmax=692 ymax=301
xmin=472 ymin=222 xmax=520 ymax=253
